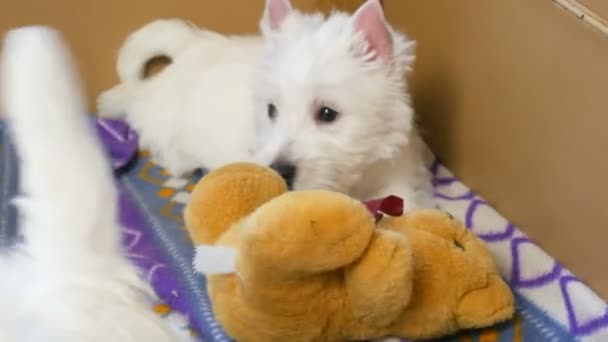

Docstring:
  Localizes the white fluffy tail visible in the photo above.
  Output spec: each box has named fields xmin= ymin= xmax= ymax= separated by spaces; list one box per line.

xmin=97 ymin=19 xmax=200 ymax=118
xmin=116 ymin=18 xmax=200 ymax=82
xmin=1 ymin=26 xmax=121 ymax=264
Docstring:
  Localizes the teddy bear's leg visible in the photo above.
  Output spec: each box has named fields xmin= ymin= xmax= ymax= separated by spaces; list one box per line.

xmin=344 ymin=230 xmax=414 ymax=330
xmin=456 ymin=274 xmax=515 ymax=329
xmin=382 ymin=210 xmax=497 ymax=271
xmin=238 ymin=190 xmax=376 ymax=278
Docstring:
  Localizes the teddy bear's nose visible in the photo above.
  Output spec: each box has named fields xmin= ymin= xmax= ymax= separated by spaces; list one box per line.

xmin=270 ymin=161 xmax=297 ymax=188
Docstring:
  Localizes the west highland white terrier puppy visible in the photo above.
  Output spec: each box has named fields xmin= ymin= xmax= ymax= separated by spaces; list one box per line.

xmin=0 ymin=27 xmax=186 ymax=342
xmin=98 ymin=0 xmax=435 ymax=209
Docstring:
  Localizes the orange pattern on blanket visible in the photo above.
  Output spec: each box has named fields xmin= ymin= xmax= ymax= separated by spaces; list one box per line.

xmin=135 ymin=152 xmax=201 ymax=224
xmin=154 ymin=303 xmax=172 ymax=316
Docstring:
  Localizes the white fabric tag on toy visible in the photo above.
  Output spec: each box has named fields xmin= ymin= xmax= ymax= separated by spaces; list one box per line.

xmin=194 ymin=245 xmax=237 ymax=275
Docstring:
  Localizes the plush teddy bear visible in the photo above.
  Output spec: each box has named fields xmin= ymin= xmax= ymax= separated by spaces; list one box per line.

xmin=184 ymin=162 xmax=515 ymax=342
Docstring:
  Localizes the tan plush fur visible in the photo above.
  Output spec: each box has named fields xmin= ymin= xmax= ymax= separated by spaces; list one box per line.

xmin=184 ymin=163 xmax=515 ymax=342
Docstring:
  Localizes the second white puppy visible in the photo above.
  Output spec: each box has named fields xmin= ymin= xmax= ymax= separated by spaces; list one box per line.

xmin=98 ymin=0 xmax=435 ymax=208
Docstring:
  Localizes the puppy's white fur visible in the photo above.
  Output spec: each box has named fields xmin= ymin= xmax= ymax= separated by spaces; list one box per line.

xmin=0 ymin=27 xmax=184 ymax=342
xmin=98 ymin=0 xmax=435 ymax=208
xmin=98 ymin=19 xmax=264 ymax=176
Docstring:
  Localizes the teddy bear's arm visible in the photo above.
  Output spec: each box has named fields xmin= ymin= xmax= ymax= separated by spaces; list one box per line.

xmin=238 ymin=218 xmax=374 ymax=278
xmin=237 ymin=191 xmax=376 ymax=278
xmin=344 ymin=230 xmax=414 ymax=328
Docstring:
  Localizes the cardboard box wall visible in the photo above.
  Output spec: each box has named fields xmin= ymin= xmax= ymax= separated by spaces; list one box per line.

xmin=2 ymin=0 xmax=607 ymax=298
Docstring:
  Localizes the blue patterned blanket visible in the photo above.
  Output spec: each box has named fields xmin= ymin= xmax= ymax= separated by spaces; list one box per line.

xmin=1 ymin=118 xmax=606 ymax=341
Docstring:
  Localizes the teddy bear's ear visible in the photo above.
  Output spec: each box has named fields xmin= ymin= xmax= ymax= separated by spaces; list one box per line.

xmin=184 ymin=162 xmax=288 ymax=245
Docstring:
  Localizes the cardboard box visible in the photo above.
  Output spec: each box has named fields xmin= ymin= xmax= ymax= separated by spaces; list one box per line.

xmin=385 ymin=0 xmax=608 ymax=299
xmin=2 ymin=0 xmax=607 ymax=298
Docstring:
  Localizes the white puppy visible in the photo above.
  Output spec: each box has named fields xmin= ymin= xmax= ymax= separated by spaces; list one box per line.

xmin=98 ymin=0 xmax=435 ymax=208
xmin=0 ymin=27 xmax=184 ymax=342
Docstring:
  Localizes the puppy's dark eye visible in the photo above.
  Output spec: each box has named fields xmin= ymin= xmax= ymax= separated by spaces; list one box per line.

xmin=268 ymin=103 xmax=277 ymax=120
xmin=316 ymin=106 xmax=339 ymax=123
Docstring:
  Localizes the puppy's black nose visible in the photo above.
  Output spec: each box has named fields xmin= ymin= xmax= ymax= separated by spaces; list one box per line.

xmin=270 ymin=161 xmax=296 ymax=188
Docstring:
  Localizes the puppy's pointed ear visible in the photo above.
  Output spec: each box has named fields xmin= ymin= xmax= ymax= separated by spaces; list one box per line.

xmin=352 ymin=0 xmax=393 ymax=62
xmin=260 ymin=0 xmax=293 ymax=35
